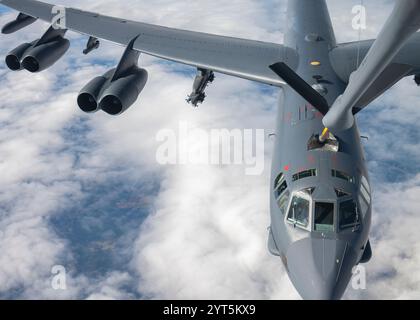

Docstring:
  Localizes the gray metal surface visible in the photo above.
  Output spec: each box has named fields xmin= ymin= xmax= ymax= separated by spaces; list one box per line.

xmin=0 ymin=0 xmax=297 ymax=86
xmin=270 ymin=0 xmax=371 ymax=300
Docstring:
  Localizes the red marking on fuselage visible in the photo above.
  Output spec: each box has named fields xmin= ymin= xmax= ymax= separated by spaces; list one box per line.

xmin=308 ymin=154 xmax=316 ymax=165
xmin=331 ymin=153 xmax=338 ymax=166
xmin=284 ymin=165 xmax=290 ymax=172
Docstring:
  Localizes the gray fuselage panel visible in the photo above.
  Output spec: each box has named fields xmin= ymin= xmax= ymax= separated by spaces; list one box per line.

xmin=269 ymin=0 xmax=372 ymax=300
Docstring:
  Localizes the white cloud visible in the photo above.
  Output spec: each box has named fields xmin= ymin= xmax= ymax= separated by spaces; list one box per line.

xmin=132 ymin=162 xmax=300 ymax=299
xmin=0 ymin=0 xmax=419 ymax=300
xmin=346 ymin=174 xmax=420 ymax=299
xmin=85 ymin=272 xmax=135 ymax=300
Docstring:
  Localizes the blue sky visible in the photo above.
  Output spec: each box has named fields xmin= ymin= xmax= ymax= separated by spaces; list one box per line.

xmin=0 ymin=0 xmax=419 ymax=300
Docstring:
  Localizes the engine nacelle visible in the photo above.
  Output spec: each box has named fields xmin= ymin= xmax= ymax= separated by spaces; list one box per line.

xmin=5 ymin=42 xmax=35 ymax=71
xmin=2 ymin=14 xmax=38 ymax=35
xmin=22 ymin=38 xmax=70 ymax=73
xmin=6 ymin=38 xmax=70 ymax=73
xmin=77 ymin=69 xmax=115 ymax=113
xmin=99 ymin=68 xmax=148 ymax=115
xmin=77 ymin=68 xmax=148 ymax=115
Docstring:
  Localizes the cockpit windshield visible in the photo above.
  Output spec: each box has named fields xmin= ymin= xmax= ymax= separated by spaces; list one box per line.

xmin=315 ymin=202 xmax=334 ymax=232
xmin=287 ymin=191 xmax=310 ymax=229
xmin=284 ymin=187 xmax=362 ymax=233
xmin=339 ymin=199 xmax=360 ymax=230
xmin=277 ymin=191 xmax=290 ymax=215
xmin=274 ymin=173 xmax=287 ymax=199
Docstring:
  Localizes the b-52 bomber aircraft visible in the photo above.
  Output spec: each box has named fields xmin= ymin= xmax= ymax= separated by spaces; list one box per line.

xmin=1 ymin=0 xmax=420 ymax=300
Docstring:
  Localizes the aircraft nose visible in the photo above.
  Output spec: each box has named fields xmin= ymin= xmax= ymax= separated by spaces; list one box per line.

xmin=286 ymin=237 xmax=358 ymax=300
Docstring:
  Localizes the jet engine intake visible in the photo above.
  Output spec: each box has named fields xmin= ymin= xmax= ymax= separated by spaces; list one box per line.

xmin=5 ymin=41 xmax=35 ymax=71
xmin=77 ymin=69 xmax=115 ymax=113
xmin=99 ymin=68 xmax=148 ymax=115
xmin=5 ymin=25 xmax=70 ymax=73
xmin=78 ymin=36 xmax=147 ymax=116
xmin=77 ymin=68 xmax=148 ymax=115
xmin=21 ymin=38 xmax=70 ymax=73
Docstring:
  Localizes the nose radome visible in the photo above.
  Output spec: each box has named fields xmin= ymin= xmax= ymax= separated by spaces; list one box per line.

xmin=286 ymin=237 xmax=357 ymax=300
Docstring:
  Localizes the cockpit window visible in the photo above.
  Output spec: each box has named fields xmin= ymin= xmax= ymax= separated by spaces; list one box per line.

xmin=315 ymin=202 xmax=334 ymax=232
xmin=277 ymin=191 xmax=290 ymax=215
xmin=274 ymin=173 xmax=284 ymax=189
xmin=360 ymin=175 xmax=371 ymax=204
xmin=332 ymin=170 xmax=354 ymax=183
xmin=292 ymin=169 xmax=317 ymax=182
xmin=287 ymin=192 xmax=310 ymax=229
xmin=358 ymin=176 xmax=371 ymax=218
xmin=358 ymin=195 xmax=369 ymax=218
xmin=339 ymin=199 xmax=360 ymax=230
xmin=274 ymin=173 xmax=288 ymax=199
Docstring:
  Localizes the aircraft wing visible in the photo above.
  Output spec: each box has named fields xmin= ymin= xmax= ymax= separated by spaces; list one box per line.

xmin=0 ymin=0 xmax=297 ymax=86
xmin=330 ymin=34 xmax=420 ymax=112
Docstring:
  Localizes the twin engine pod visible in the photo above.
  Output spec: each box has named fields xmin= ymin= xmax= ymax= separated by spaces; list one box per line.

xmin=5 ymin=26 xmax=146 ymax=116
xmin=78 ymin=35 xmax=147 ymax=116
xmin=77 ymin=67 xmax=148 ymax=116
xmin=5 ymin=37 xmax=70 ymax=73
xmin=4 ymin=19 xmax=69 ymax=73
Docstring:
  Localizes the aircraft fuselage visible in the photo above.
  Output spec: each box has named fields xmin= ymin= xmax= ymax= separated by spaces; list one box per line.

xmin=268 ymin=0 xmax=372 ymax=300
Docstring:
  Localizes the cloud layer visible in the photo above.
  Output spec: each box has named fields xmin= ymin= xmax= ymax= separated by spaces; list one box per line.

xmin=0 ymin=0 xmax=419 ymax=300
